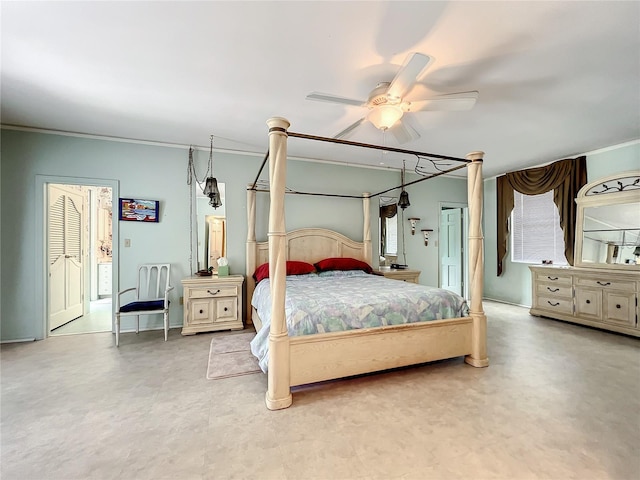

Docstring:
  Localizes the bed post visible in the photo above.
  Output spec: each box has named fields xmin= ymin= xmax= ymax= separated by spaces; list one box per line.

xmin=246 ymin=185 xmax=256 ymax=325
xmin=464 ymin=151 xmax=489 ymax=368
xmin=363 ymin=192 xmax=372 ymax=263
xmin=265 ymin=117 xmax=293 ymax=410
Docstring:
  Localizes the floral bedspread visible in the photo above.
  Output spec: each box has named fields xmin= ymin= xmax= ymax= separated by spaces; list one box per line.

xmin=249 ymin=270 xmax=469 ymax=372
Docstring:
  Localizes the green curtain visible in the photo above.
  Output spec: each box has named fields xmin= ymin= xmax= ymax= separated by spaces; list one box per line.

xmin=496 ymin=156 xmax=587 ymax=276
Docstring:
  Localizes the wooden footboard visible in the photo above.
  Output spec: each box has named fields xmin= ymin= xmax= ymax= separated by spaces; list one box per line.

xmin=289 ymin=317 xmax=473 ymax=386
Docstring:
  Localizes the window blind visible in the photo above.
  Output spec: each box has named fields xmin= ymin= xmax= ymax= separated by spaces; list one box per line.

xmin=511 ymin=190 xmax=567 ymax=265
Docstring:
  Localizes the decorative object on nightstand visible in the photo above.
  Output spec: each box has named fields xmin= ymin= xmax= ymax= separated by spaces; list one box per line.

xmin=421 ymin=229 xmax=434 ymax=246
xmin=408 ymin=217 xmax=420 ymax=234
xmin=181 ymin=274 xmax=244 ymax=335
xmin=376 ymin=266 xmax=421 ymax=284
xmin=217 ymin=257 xmax=230 ymax=276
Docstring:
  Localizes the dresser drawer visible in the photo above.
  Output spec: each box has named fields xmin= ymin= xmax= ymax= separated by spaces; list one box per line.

xmin=575 ymin=277 xmax=635 ymax=292
xmin=535 ymin=272 xmax=572 ymax=286
xmin=535 ymin=296 xmax=573 ymax=314
xmin=575 ymin=287 xmax=602 ymax=319
xmin=604 ymin=292 xmax=636 ymax=327
xmin=536 ymin=284 xmax=572 ymax=298
xmin=187 ymin=285 xmax=238 ymax=299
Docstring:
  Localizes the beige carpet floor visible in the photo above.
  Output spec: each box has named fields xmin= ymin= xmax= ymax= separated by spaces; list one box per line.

xmin=206 ymin=331 xmax=261 ymax=379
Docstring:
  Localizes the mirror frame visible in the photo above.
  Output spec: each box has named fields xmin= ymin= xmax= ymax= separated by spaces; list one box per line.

xmin=574 ymin=170 xmax=640 ymax=270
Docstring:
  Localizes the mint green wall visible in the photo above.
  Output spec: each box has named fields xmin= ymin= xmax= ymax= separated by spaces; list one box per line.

xmin=484 ymin=141 xmax=640 ymax=306
xmin=401 ymin=171 xmax=468 ymax=287
xmin=1 ymin=128 xmax=465 ymax=341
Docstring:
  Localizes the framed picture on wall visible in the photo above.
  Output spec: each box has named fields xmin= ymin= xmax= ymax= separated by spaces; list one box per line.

xmin=119 ymin=198 xmax=159 ymax=223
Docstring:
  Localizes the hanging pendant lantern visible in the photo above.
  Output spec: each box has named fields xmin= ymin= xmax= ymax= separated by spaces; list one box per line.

xmin=398 ymin=159 xmax=410 ymax=209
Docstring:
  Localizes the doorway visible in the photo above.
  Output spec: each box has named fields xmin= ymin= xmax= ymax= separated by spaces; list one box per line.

xmin=439 ymin=203 xmax=469 ymax=299
xmin=36 ymin=176 xmax=118 ymax=339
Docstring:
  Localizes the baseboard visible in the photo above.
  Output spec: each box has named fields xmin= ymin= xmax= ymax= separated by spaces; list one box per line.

xmin=117 ymin=325 xmax=181 ymax=334
xmin=483 ymin=297 xmax=531 ymax=309
xmin=1 ymin=338 xmax=36 ymax=344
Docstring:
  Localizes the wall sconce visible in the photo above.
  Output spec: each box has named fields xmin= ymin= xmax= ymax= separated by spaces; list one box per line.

xmin=408 ymin=217 xmax=420 ymax=235
xmin=421 ymin=229 xmax=434 ymax=246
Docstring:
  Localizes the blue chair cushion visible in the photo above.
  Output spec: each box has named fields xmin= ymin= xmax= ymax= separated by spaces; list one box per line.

xmin=120 ymin=300 xmax=167 ymax=313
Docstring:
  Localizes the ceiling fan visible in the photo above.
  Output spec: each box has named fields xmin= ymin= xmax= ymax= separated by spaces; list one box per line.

xmin=306 ymin=53 xmax=478 ymax=144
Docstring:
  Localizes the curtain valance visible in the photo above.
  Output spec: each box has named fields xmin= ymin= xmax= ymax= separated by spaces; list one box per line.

xmin=497 ymin=156 xmax=587 ymax=276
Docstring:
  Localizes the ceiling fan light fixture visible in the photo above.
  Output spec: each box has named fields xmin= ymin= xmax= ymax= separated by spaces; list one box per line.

xmin=367 ymin=104 xmax=403 ymax=130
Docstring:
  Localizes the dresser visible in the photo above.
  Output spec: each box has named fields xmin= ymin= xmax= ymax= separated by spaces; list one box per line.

xmin=376 ymin=267 xmax=421 ymax=284
xmin=181 ymin=275 xmax=244 ymax=335
xmin=529 ymin=265 xmax=639 ymax=337
xmin=97 ymin=262 xmax=112 ymax=296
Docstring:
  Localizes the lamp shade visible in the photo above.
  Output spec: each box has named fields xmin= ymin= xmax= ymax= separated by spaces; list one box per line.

xmin=367 ymin=105 xmax=403 ymax=130
xmin=203 ymin=177 xmax=222 ymax=208
xmin=398 ymin=190 xmax=410 ymax=209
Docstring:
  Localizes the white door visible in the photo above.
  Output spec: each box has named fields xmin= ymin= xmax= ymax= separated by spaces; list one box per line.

xmin=440 ymin=208 xmax=463 ymax=295
xmin=49 ymin=184 xmax=85 ymax=330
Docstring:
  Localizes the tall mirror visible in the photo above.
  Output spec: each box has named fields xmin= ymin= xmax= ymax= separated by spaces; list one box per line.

xmin=197 ymin=183 xmax=226 ymax=272
xmin=379 ymin=196 xmax=398 ymax=266
xmin=575 ymin=172 xmax=640 ymax=269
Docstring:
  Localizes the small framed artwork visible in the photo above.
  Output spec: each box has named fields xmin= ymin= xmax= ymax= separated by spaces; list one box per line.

xmin=119 ymin=198 xmax=159 ymax=223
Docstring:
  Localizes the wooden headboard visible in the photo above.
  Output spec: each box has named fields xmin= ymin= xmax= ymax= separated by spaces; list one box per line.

xmin=246 ymin=188 xmax=372 ymax=324
xmin=255 ymin=228 xmax=367 ymax=266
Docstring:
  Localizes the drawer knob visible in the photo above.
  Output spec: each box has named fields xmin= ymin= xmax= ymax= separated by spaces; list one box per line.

xmin=586 ymin=300 xmax=591 ymax=304
xmin=597 ymin=281 xmax=611 ymax=286
xmin=547 ymin=287 xmax=559 ymax=293
xmin=616 ymin=304 xmax=621 ymax=309
xmin=199 ymin=309 xmax=203 ymax=314
xmin=207 ymin=289 xmax=221 ymax=296
xmin=224 ymin=307 xmax=228 ymax=312
xmin=547 ymin=301 xmax=560 ymax=307
xmin=548 ymin=276 xmax=559 ymax=281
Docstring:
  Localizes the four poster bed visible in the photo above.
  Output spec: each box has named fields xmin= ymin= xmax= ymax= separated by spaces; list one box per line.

xmin=246 ymin=117 xmax=488 ymax=410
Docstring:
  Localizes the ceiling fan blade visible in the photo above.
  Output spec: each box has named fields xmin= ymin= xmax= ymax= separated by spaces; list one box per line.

xmin=389 ymin=118 xmax=421 ymax=144
xmin=334 ymin=118 xmax=366 ymax=139
xmin=386 ymin=53 xmax=432 ymax=101
xmin=407 ymin=91 xmax=479 ymax=112
xmin=306 ymin=92 xmax=366 ymax=107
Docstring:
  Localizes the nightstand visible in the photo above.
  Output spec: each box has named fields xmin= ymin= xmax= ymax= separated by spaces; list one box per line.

xmin=181 ymin=275 xmax=244 ymax=335
xmin=376 ymin=267 xmax=421 ymax=284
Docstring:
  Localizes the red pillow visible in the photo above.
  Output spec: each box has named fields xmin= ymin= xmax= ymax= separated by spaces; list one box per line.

xmin=253 ymin=261 xmax=316 ymax=283
xmin=314 ymin=257 xmax=373 ymax=274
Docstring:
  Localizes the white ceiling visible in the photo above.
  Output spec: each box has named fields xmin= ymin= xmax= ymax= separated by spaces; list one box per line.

xmin=2 ymin=1 xmax=639 ymax=177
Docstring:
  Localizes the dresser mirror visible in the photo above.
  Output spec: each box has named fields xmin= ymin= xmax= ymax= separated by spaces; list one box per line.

xmin=574 ymin=172 xmax=640 ymax=269
xmin=196 ymin=183 xmax=226 ymax=272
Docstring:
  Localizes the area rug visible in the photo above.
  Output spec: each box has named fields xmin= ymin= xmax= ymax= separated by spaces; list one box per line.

xmin=206 ymin=331 xmax=262 ymax=380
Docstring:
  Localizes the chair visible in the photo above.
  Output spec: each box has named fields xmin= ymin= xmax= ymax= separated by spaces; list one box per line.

xmin=114 ymin=264 xmax=174 ymax=346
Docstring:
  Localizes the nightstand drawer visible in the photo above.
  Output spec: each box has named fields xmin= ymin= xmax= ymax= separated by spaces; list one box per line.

xmin=188 ymin=285 xmax=238 ymax=299
xmin=216 ymin=298 xmax=238 ymax=322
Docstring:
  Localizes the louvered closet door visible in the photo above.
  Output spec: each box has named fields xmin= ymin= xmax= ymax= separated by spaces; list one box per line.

xmin=49 ymin=185 xmax=85 ymax=330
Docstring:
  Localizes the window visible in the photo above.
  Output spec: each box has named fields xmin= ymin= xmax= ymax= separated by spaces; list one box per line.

xmin=511 ymin=190 xmax=567 ymax=265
